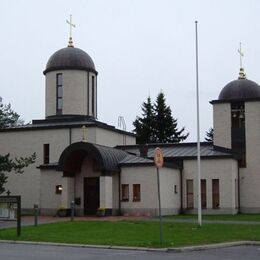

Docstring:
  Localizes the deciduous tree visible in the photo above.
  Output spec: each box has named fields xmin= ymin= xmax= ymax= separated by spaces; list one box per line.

xmin=0 ymin=101 xmax=35 ymax=194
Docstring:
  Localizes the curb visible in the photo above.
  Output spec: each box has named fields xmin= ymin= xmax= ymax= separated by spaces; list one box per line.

xmin=168 ymin=241 xmax=260 ymax=252
xmin=0 ymin=240 xmax=259 ymax=252
xmin=0 ymin=240 xmax=168 ymax=252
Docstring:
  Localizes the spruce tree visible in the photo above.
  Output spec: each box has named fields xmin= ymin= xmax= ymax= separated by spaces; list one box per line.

xmin=154 ymin=92 xmax=188 ymax=143
xmin=205 ymin=127 xmax=214 ymax=142
xmin=133 ymin=96 xmax=155 ymax=144
xmin=133 ymin=92 xmax=189 ymax=144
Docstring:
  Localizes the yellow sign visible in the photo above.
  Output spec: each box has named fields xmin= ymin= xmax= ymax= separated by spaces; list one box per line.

xmin=154 ymin=147 xmax=164 ymax=168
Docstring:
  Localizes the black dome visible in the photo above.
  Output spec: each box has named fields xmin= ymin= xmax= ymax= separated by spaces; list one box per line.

xmin=218 ymin=78 xmax=260 ymax=100
xmin=43 ymin=47 xmax=97 ymax=75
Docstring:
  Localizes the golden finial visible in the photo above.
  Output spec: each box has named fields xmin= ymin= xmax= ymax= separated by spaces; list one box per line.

xmin=66 ymin=15 xmax=76 ymax=47
xmin=238 ymin=42 xmax=246 ymax=79
xmin=82 ymin=125 xmax=87 ymax=142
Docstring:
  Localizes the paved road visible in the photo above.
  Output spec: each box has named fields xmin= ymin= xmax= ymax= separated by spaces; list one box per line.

xmin=0 ymin=243 xmax=259 ymax=260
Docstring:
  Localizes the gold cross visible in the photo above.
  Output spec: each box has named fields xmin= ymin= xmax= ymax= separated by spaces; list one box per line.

xmin=238 ymin=42 xmax=244 ymax=68
xmin=66 ymin=15 xmax=76 ymax=47
xmin=82 ymin=125 xmax=87 ymax=142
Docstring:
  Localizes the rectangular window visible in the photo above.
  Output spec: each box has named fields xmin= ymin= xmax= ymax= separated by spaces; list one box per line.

xmin=212 ymin=179 xmax=220 ymax=209
xmin=43 ymin=144 xmax=49 ymax=164
xmin=186 ymin=179 xmax=194 ymax=209
xmin=174 ymin=185 xmax=177 ymax=194
xmin=55 ymin=185 xmax=62 ymax=194
xmin=201 ymin=179 xmax=207 ymax=209
xmin=121 ymin=184 xmax=129 ymax=201
xmin=91 ymin=76 xmax=95 ymax=115
xmin=57 ymin=73 xmax=63 ymax=86
xmin=133 ymin=184 xmax=141 ymax=202
xmin=56 ymin=73 xmax=63 ymax=114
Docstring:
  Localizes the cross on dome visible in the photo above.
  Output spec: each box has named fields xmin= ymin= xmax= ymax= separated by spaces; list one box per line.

xmin=238 ymin=42 xmax=246 ymax=79
xmin=66 ymin=15 xmax=76 ymax=47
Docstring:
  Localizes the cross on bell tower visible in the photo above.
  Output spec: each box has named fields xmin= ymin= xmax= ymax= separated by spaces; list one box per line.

xmin=238 ymin=42 xmax=246 ymax=79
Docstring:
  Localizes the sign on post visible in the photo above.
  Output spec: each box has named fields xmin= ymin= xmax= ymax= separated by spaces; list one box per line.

xmin=0 ymin=196 xmax=21 ymax=236
xmin=154 ymin=147 xmax=164 ymax=245
xmin=154 ymin=147 xmax=164 ymax=168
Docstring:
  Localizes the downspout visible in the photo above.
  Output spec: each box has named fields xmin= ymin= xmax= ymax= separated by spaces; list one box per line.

xmin=69 ymin=128 xmax=72 ymax=145
xmin=118 ymin=171 xmax=121 ymax=215
xmin=237 ymin=166 xmax=241 ymax=213
xmin=180 ymin=166 xmax=183 ymax=214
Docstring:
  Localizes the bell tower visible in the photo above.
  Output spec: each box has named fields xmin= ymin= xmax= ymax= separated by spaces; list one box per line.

xmin=43 ymin=17 xmax=98 ymax=119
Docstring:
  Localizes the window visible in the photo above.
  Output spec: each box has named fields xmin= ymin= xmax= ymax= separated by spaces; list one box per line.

xmin=201 ymin=179 xmax=206 ymax=209
xmin=56 ymin=73 xmax=63 ymax=114
xmin=186 ymin=179 xmax=194 ymax=209
xmin=174 ymin=185 xmax=177 ymax=194
xmin=91 ymin=76 xmax=95 ymax=115
xmin=55 ymin=185 xmax=62 ymax=194
xmin=121 ymin=184 xmax=129 ymax=201
xmin=133 ymin=184 xmax=141 ymax=202
xmin=212 ymin=179 xmax=220 ymax=209
xmin=43 ymin=144 xmax=50 ymax=164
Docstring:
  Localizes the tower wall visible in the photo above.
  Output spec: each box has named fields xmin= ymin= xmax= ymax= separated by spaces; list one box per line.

xmin=45 ymin=70 xmax=97 ymax=118
xmin=213 ymin=103 xmax=231 ymax=149
xmin=240 ymin=101 xmax=260 ymax=212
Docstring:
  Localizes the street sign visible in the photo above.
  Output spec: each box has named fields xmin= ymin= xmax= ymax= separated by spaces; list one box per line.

xmin=154 ymin=147 xmax=164 ymax=168
xmin=154 ymin=147 xmax=164 ymax=244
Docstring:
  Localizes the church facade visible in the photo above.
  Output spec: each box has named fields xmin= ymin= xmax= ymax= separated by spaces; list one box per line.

xmin=1 ymin=36 xmax=260 ymax=216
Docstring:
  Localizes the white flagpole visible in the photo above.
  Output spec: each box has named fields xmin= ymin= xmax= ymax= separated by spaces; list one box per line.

xmin=195 ymin=21 xmax=202 ymax=226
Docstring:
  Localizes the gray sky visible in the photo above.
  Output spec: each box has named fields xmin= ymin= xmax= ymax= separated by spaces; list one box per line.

xmin=1 ymin=0 xmax=260 ymax=141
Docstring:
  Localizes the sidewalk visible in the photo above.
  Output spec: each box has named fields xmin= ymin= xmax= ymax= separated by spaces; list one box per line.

xmin=0 ymin=215 xmax=149 ymax=229
xmin=2 ymin=215 xmax=260 ymax=230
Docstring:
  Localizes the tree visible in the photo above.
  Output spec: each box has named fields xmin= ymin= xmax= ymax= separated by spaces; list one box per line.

xmin=0 ymin=153 xmax=36 ymax=194
xmin=154 ymin=92 xmax=189 ymax=143
xmin=0 ymin=103 xmax=24 ymax=129
xmin=0 ymin=101 xmax=35 ymax=194
xmin=133 ymin=96 xmax=156 ymax=144
xmin=133 ymin=92 xmax=189 ymax=144
xmin=205 ymin=127 xmax=214 ymax=142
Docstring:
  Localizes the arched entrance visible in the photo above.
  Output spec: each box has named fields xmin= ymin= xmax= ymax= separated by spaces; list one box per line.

xmin=58 ymin=142 xmax=128 ymax=216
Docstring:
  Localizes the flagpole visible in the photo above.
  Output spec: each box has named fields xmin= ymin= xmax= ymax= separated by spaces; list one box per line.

xmin=195 ymin=20 xmax=202 ymax=227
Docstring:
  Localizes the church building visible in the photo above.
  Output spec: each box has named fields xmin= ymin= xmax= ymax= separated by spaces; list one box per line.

xmin=1 ymin=31 xmax=260 ymax=216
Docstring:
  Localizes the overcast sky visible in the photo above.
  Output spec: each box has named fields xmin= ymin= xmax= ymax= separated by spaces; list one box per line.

xmin=1 ymin=0 xmax=260 ymax=141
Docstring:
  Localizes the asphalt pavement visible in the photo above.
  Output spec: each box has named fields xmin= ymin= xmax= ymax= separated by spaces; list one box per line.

xmin=0 ymin=242 xmax=259 ymax=260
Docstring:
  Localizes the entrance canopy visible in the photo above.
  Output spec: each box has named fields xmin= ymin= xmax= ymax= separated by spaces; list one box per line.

xmin=58 ymin=142 xmax=128 ymax=176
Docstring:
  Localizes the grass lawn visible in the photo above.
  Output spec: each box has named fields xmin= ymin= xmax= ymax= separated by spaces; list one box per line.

xmin=1 ymin=220 xmax=260 ymax=248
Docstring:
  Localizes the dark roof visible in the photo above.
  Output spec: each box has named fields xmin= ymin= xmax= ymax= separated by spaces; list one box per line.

xmin=119 ymin=154 xmax=154 ymax=166
xmin=213 ymin=78 xmax=260 ymax=103
xmin=58 ymin=142 xmax=129 ymax=173
xmin=117 ymin=142 xmax=233 ymax=160
xmin=0 ymin=116 xmax=135 ymax=137
xmin=43 ymin=47 xmax=97 ymax=75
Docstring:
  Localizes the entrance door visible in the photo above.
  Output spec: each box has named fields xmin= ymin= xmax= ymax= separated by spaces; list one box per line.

xmin=84 ymin=177 xmax=100 ymax=215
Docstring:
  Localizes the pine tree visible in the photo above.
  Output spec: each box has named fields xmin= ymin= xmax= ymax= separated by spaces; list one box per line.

xmin=154 ymin=92 xmax=188 ymax=143
xmin=205 ymin=127 xmax=214 ymax=142
xmin=133 ymin=96 xmax=156 ymax=144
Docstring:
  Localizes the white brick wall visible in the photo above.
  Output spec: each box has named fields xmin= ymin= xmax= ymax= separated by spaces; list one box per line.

xmin=183 ymin=158 xmax=238 ymax=214
xmin=213 ymin=103 xmax=231 ymax=149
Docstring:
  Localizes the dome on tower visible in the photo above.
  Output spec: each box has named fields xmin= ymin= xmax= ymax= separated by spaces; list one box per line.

xmin=43 ymin=47 xmax=97 ymax=75
xmin=218 ymin=68 xmax=260 ymax=101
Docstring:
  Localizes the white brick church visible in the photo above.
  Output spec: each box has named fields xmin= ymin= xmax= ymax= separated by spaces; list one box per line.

xmin=1 ymin=34 xmax=260 ymax=216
